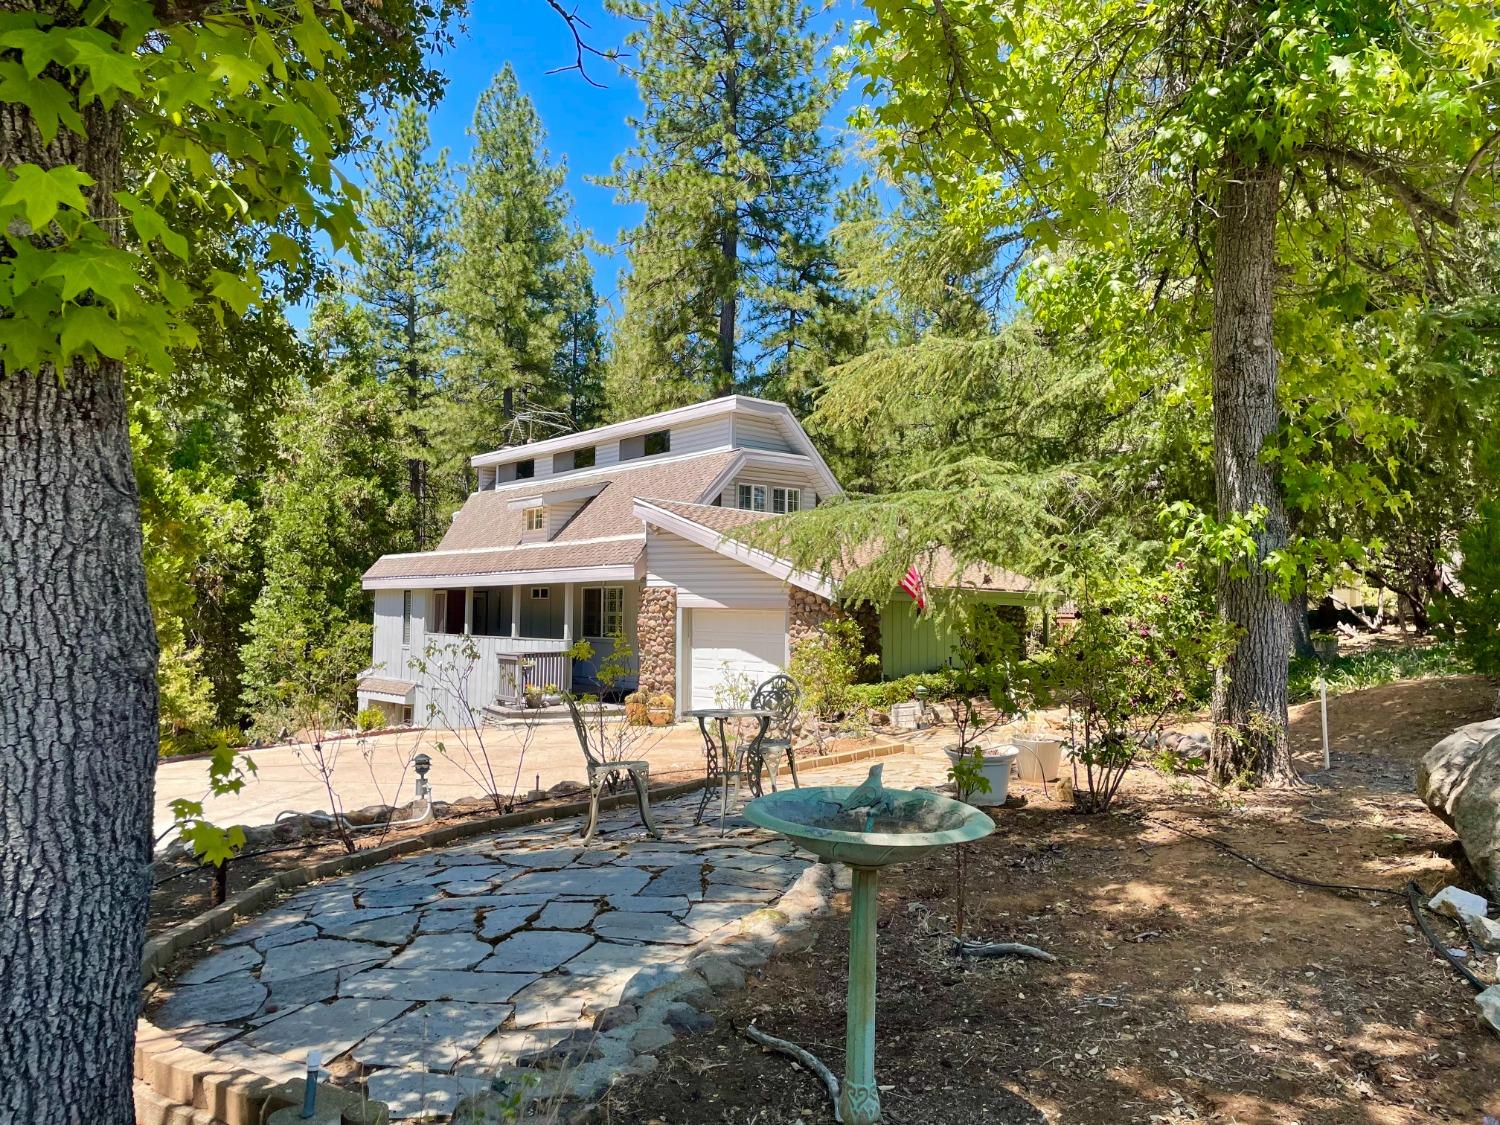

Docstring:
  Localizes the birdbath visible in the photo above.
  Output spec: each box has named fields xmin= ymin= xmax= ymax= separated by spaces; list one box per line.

xmin=744 ymin=776 xmax=995 ymax=1125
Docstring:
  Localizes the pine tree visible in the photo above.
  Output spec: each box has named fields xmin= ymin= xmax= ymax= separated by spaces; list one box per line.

xmin=350 ymin=99 xmax=452 ymax=549
xmin=555 ymin=246 xmax=607 ymax=429
xmin=240 ymin=301 xmax=410 ymax=724
xmin=604 ymin=0 xmax=838 ymax=415
xmin=439 ymin=64 xmax=580 ymax=488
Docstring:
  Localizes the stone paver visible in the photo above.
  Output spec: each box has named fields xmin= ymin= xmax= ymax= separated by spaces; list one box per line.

xmin=147 ymin=756 xmax=945 ymax=1120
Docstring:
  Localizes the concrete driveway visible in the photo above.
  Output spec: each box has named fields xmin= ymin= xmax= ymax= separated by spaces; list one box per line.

xmin=154 ymin=722 xmax=708 ymax=844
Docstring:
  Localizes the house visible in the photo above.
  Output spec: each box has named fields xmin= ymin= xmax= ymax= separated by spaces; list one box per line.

xmin=358 ymin=395 xmax=1034 ymax=728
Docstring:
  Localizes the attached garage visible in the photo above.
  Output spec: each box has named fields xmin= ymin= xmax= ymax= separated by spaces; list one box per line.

xmin=685 ymin=608 xmax=787 ymax=710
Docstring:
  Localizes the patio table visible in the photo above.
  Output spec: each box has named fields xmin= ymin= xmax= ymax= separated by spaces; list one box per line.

xmin=683 ymin=706 xmax=773 ymax=835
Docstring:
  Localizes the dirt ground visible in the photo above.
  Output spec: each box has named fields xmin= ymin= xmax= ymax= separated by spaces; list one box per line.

xmin=598 ymin=676 xmax=1500 ymax=1124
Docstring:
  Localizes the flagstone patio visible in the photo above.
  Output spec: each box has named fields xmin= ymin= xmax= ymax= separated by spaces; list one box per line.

xmin=147 ymin=799 xmax=812 ymax=1118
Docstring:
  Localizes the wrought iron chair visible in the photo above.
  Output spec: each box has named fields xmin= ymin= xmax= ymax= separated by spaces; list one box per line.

xmin=748 ymin=673 xmax=802 ymax=793
xmin=564 ymin=694 xmax=661 ymax=844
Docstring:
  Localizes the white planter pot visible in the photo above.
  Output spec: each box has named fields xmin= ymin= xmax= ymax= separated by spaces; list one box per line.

xmin=1012 ymin=736 xmax=1064 ymax=784
xmin=945 ymin=745 xmax=1020 ymax=807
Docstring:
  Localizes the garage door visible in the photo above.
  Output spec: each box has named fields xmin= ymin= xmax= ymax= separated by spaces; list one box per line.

xmin=688 ymin=608 xmax=787 ymax=710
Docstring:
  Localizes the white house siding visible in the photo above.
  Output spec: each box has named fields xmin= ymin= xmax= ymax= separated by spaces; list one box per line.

xmin=731 ymin=413 xmax=792 ymax=453
xmin=669 ymin=416 xmax=732 ymax=455
xmin=645 ymin=527 xmax=789 ymax=609
xmin=718 ymin=468 xmax=824 ymax=510
xmin=595 ymin=440 xmax=621 ymax=467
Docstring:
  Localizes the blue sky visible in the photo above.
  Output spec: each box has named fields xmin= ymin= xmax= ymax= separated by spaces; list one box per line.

xmin=347 ymin=0 xmax=865 ymax=316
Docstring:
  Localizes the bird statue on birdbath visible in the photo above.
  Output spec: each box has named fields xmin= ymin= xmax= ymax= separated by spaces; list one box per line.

xmin=838 ymin=764 xmax=894 ymax=829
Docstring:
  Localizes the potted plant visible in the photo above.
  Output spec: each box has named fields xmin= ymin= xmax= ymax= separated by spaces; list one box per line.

xmin=624 ymin=690 xmax=649 ymax=725
xmin=522 ymin=683 xmax=544 ymax=709
xmin=647 ymin=692 xmax=675 ymax=726
xmin=938 ymin=671 xmax=1019 ymax=807
xmin=1311 ymin=630 xmax=1339 ymax=661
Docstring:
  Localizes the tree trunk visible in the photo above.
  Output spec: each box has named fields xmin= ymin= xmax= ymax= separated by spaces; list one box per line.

xmin=1207 ymin=156 xmax=1297 ymax=786
xmin=2 ymin=51 xmax=157 ymax=1119
xmin=0 ymin=367 xmax=160 ymax=1123
xmin=716 ymin=23 xmax=739 ymax=396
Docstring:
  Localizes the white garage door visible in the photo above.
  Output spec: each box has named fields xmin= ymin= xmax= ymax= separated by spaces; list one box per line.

xmin=688 ymin=608 xmax=787 ymax=710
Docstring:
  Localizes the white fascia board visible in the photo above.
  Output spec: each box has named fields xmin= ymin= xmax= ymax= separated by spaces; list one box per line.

xmin=475 ymin=448 xmax=737 ymax=497
xmin=699 ymin=450 xmax=750 ymax=505
xmin=471 ymin=396 xmax=745 ymax=468
xmin=369 ymin=534 xmax=642 ymax=563
xmin=364 ymin=565 xmax=641 ymax=591
xmin=634 ymin=498 xmax=835 ymax=599
xmin=505 ymin=480 xmax=606 ymax=510
xmin=360 ymin=689 xmax=414 ymax=704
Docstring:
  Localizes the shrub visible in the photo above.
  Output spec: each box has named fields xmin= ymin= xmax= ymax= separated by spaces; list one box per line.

xmin=846 ymin=670 xmax=960 ymax=711
xmin=1446 ymin=502 xmax=1500 ymax=676
xmin=789 ymin=616 xmax=878 ymax=720
xmin=1039 ymin=557 xmax=1227 ymax=813
xmin=355 ymin=707 xmax=387 ymax=732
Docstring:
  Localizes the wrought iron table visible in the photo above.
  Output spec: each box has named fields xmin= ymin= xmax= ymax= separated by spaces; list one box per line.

xmin=683 ymin=706 xmax=773 ymax=834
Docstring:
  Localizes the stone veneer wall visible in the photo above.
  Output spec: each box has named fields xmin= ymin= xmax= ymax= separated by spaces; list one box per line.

xmin=787 ymin=588 xmax=881 ymax=681
xmin=636 ymin=586 xmax=677 ymax=701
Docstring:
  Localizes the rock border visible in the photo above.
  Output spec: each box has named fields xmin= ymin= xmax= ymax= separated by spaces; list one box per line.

xmin=138 ymin=741 xmax=906 ymax=1123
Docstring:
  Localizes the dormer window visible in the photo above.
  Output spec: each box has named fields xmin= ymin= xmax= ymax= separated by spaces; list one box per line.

xmin=738 ymin=484 xmax=767 ymax=512
xmin=773 ymin=487 xmax=800 ymax=514
xmin=573 ymin=445 xmax=595 ymax=469
xmin=524 ymin=506 xmax=545 ymax=533
xmin=515 ymin=458 xmax=535 ymax=480
xmin=644 ymin=429 xmax=670 ymax=456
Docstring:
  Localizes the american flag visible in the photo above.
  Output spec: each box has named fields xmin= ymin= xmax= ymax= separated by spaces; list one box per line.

xmin=899 ymin=564 xmax=927 ymax=612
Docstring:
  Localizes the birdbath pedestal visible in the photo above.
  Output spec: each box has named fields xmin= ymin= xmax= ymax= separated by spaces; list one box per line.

xmin=744 ymin=779 xmax=995 ymax=1125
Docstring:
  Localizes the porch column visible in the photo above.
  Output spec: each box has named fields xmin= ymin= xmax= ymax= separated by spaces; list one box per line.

xmin=463 ymin=587 xmax=473 ymax=635
xmin=563 ymin=583 xmax=574 ymax=643
xmin=511 ymin=584 xmax=521 ymax=638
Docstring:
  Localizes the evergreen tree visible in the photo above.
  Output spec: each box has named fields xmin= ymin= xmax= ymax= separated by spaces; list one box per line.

xmin=239 ymin=302 xmax=410 ymax=724
xmin=439 ymin=64 xmax=580 ymax=492
xmin=350 ymin=99 xmax=452 ymax=549
xmin=604 ymin=0 xmax=838 ymax=414
xmin=555 ymin=246 xmax=608 ymax=429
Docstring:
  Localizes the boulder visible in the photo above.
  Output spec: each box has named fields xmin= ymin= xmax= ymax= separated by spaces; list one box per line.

xmin=1468 ymin=914 xmax=1500 ymax=954
xmin=1417 ymin=718 xmax=1500 ymax=899
xmin=1478 ymin=985 xmax=1500 ymax=1036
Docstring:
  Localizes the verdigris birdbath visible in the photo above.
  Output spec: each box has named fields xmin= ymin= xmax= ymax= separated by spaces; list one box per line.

xmin=744 ymin=772 xmax=995 ymax=1124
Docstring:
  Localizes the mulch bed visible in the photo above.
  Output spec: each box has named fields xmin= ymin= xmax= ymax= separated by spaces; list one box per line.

xmin=599 ymin=676 xmax=1500 ymax=1124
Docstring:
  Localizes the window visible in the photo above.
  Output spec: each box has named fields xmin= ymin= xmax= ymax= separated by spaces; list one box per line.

xmin=472 ymin=590 xmax=490 ymax=636
xmin=531 ymin=586 xmax=549 ymax=600
xmin=443 ymin=589 xmax=465 ymax=635
xmin=583 ymin=586 xmax=624 ymax=638
xmin=430 ymin=590 xmax=446 ymax=632
xmin=401 ymin=591 xmax=412 ymax=646
xmin=643 ymin=429 xmax=670 ymax=456
xmin=523 ymin=506 xmax=545 ymax=533
xmin=402 ymin=705 xmax=413 ymax=725
xmin=737 ymin=483 xmax=767 ymax=512
xmin=773 ymin=487 xmax=801 ymax=514
xmin=573 ymin=445 xmax=595 ymax=470
xmin=515 ymin=458 xmax=535 ymax=479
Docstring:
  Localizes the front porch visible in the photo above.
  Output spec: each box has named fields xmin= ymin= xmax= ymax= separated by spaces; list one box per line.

xmin=423 ymin=581 xmax=637 ymax=705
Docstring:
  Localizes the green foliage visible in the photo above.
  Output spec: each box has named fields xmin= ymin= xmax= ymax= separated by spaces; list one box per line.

xmin=0 ymin=0 xmax=460 ymax=380
xmin=946 ymin=747 xmax=991 ymax=803
xmin=244 ymin=618 xmax=372 ymax=742
xmin=845 ymin=670 xmax=958 ymax=711
xmin=850 ymin=0 xmax=1500 ymax=604
xmin=1039 ymin=556 xmax=1228 ymax=813
xmin=437 ymin=64 xmax=589 ymax=477
xmin=165 ymin=730 xmax=256 ymax=864
xmin=604 ymin=0 xmax=840 ymax=412
xmin=355 ymin=707 xmax=388 ymax=733
xmin=788 ymin=616 xmax=878 ymax=720
xmin=1452 ymin=502 xmax=1500 ymax=677
xmin=1288 ymin=640 xmax=1468 ymax=701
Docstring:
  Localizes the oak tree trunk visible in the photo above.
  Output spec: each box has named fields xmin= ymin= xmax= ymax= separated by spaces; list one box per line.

xmin=1207 ymin=157 xmax=1298 ymax=786
xmin=1 ymin=44 xmax=158 ymax=1121
xmin=0 ymin=368 xmax=159 ymax=1123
